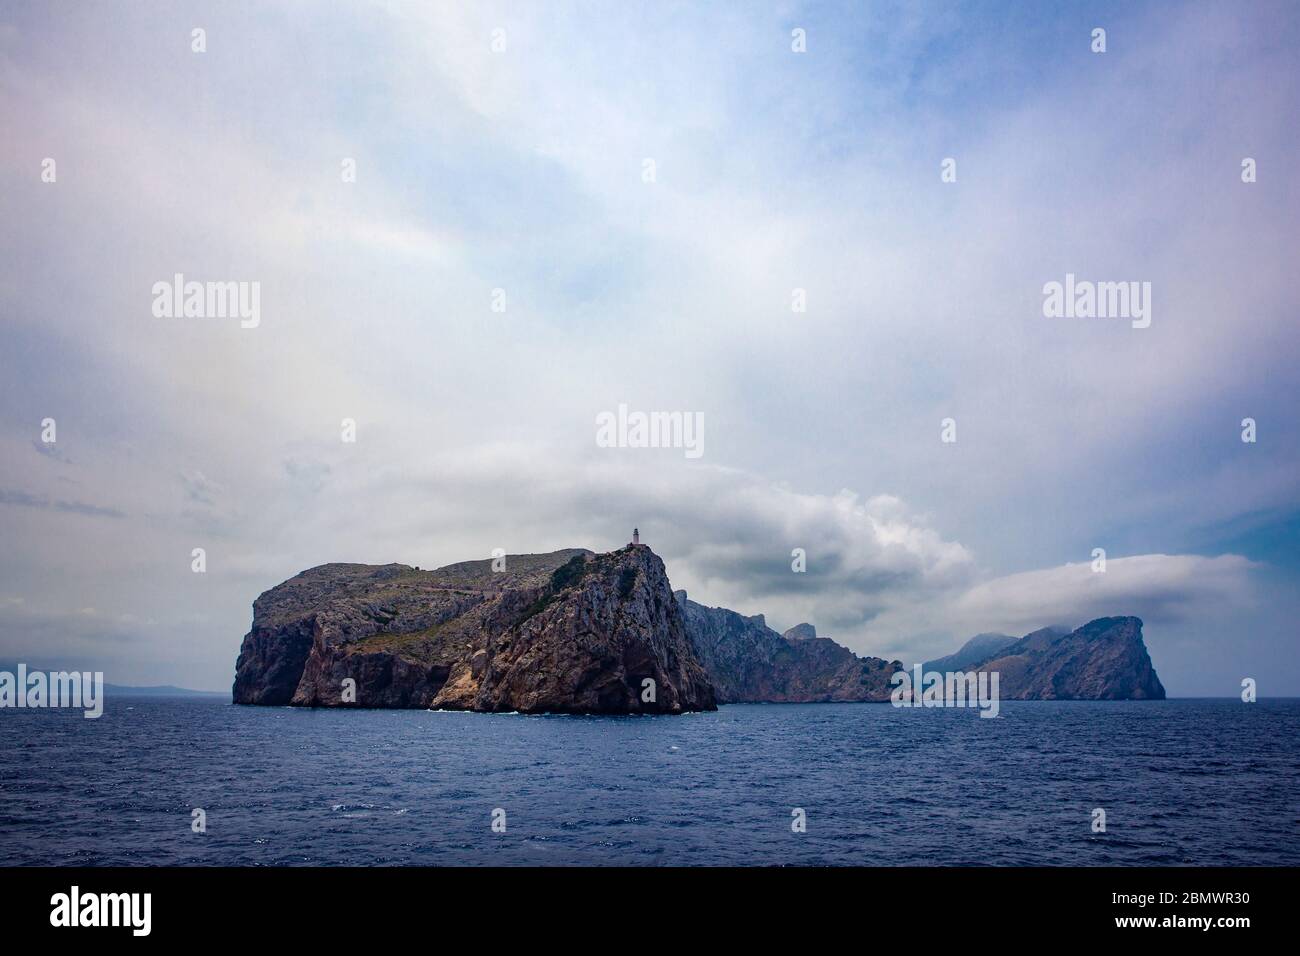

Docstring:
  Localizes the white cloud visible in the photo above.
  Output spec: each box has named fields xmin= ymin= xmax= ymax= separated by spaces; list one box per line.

xmin=953 ymin=553 xmax=1258 ymax=636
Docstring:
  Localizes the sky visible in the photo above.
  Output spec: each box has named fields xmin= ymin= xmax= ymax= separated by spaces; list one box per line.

xmin=1 ymin=1 xmax=1297 ymax=694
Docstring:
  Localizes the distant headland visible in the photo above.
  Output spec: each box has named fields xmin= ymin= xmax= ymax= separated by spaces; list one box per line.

xmin=232 ymin=538 xmax=1165 ymax=714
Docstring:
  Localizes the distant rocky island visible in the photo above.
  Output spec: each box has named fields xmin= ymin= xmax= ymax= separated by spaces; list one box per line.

xmin=923 ymin=619 xmax=1165 ymax=699
xmin=232 ymin=543 xmax=1165 ymax=713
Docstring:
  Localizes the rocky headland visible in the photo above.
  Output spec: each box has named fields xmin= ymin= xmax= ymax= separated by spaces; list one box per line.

xmin=921 ymin=617 xmax=1165 ymax=699
xmin=233 ymin=545 xmax=714 ymax=713
xmin=233 ymin=544 xmax=1167 ymax=712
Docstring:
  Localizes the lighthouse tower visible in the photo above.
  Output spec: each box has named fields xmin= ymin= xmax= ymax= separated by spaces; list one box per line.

xmin=632 ymin=528 xmax=640 ymax=546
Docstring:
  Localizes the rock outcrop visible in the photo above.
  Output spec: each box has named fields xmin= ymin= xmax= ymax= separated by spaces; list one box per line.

xmin=675 ymin=592 xmax=901 ymax=702
xmin=233 ymin=546 xmax=716 ymax=714
xmin=926 ymin=617 xmax=1165 ymax=700
xmin=782 ymin=623 xmax=818 ymax=642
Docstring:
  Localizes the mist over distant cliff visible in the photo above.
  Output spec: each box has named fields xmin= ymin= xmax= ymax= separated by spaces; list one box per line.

xmin=921 ymin=619 xmax=1165 ymax=700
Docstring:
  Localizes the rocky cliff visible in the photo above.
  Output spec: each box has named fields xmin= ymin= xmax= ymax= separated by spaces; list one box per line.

xmin=234 ymin=543 xmax=1165 ymax=711
xmin=931 ymin=617 xmax=1165 ymax=700
xmin=675 ymin=592 xmax=902 ymax=702
xmin=232 ymin=545 xmax=716 ymax=714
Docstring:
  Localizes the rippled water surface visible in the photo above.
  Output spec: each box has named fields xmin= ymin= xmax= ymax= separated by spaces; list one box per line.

xmin=2 ymin=698 xmax=1296 ymax=865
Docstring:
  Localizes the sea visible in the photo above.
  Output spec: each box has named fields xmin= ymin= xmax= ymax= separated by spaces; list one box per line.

xmin=1 ymin=697 xmax=1296 ymax=866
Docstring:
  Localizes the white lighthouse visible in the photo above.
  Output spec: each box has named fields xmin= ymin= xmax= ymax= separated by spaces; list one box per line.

xmin=632 ymin=527 xmax=640 ymax=546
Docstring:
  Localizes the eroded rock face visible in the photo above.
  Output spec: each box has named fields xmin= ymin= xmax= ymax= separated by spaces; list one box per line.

xmin=675 ymin=592 xmax=901 ymax=702
xmin=232 ymin=546 xmax=716 ymax=714
xmin=951 ymin=617 xmax=1166 ymax=700
xmin=232 ymin=561 xmax=481 ymax=707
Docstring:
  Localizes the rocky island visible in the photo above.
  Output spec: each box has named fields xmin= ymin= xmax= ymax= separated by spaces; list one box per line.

xmin=923 ymin=618 xmax=1166 ymax=699
xmin=233 ymin=542 xmax=1167 ymax=713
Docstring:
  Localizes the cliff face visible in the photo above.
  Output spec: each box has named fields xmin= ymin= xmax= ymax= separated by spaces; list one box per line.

xmin=952 ymin=617 xmax=1165 ymax=700
xmin=232 ymin=546 xmax=716 ymax=714
xmin=675 ymin=592 xmax=901 ymax=702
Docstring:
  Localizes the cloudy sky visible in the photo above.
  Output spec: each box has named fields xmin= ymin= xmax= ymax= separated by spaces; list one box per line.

xmin=2 ymin=1 xmax=1297 ymax=694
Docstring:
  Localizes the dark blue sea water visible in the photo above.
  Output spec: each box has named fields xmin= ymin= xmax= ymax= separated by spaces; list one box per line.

xmin=1 ymin=698 xmax=1296 ymax=866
